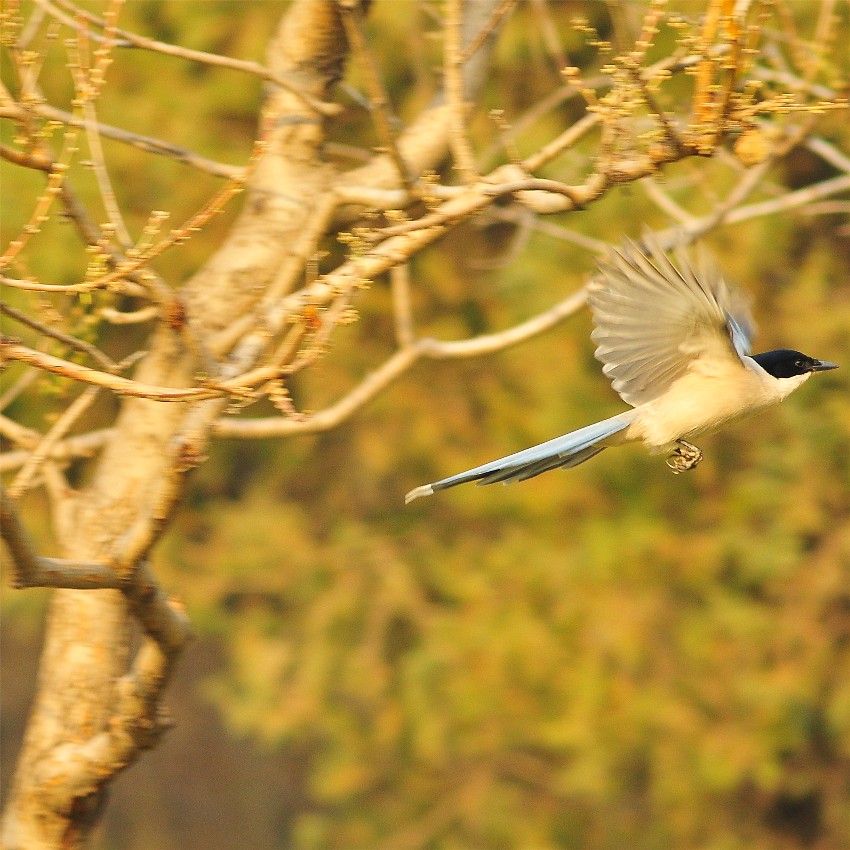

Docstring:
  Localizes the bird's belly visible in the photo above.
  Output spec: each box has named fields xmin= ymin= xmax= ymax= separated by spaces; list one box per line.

xmin=627 ymin=373 xmax=770 ymax=452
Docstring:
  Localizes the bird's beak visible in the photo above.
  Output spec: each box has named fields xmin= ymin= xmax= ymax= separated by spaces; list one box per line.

xmin=812 ymin=360 xmax=839 ymax=372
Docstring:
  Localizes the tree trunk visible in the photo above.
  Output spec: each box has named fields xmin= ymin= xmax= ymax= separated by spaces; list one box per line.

xmin=1 ymin=3 xmax=349 ymax=846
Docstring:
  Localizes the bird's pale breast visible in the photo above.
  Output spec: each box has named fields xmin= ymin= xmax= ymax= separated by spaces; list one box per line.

xmin=626 ymin=363 xmax=781 ymax=451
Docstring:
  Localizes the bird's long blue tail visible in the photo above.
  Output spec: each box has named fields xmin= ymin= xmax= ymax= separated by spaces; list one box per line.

xmin=405 ymin=410 xmax=635 ymax=503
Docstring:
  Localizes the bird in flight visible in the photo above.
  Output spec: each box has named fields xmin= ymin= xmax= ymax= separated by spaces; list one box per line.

xmin=405 ymin=235 xmax=837 ymax=503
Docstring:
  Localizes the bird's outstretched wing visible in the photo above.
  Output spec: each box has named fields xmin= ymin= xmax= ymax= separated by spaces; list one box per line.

xmin=589 ymin=236 xmax=755 ymax=408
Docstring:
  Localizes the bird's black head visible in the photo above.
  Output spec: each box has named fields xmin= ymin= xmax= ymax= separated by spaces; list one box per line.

xmin=751 ymin=349 xmax=839 ymax=379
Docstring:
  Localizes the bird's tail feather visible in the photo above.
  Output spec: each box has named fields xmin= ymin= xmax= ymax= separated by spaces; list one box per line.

xmin=405 ymin=410 xmax=636 ymax=503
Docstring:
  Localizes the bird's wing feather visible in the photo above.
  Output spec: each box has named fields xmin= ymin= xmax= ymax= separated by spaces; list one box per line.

xmin=588 ymin=236 xmax=755 ymax=407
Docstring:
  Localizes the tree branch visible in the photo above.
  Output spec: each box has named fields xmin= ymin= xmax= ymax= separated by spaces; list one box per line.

xmin=0 ymin=340 xmax=215 ymax=401
xmin=445 ymin=0 xmax=478 ymax=182
xmin=1 ymin=490 xmax=120 ymax=589
xmin=0 ymin=429 xmax=111 ymax=472
xmin=216 ymin=285 xmax=588 ymax=439
xmin=42 ymin=0 xmax=341 ymax=116
xmin=0 ymin=100 xmax=243 ymax=179
xmin=0 ymin=302 xmax=117 ymax=371
xmin=339 ymin=0 xmax=413 ymax=190
xmin=8 ymin=386 xmax=101 ymax=499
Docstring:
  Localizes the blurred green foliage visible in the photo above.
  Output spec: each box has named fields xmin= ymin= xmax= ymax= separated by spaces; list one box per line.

xmin=2 ymin=2 xmax=850 ymax=849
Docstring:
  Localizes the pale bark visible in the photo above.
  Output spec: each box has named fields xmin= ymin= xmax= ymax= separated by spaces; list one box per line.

xmin=1 ymin=2 xmax=350 ymax=846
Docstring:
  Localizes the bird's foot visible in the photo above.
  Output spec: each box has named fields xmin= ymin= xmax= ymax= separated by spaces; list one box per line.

xmin=666 ymin=441 xmax=703 ymax=474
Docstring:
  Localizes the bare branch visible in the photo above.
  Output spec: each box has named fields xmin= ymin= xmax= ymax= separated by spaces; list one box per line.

xmin=0 ymin=340 xmax=211 ymax=400
xmin=0 ymin=141 xmax=52 ymax=171
xmin=806 ymin=136 xmax=850 ymax=174
xmin=0 ymin=370 xmax=39 ymax=413
xmin=99 ymin=306 xmax=160 ymax=325
xmin=0 ymin=429 xmax=111 ymax=472
xmin=42 ymin=0 xmax=341 ymax=116
xmin=9 ymin=386 xmax=101 ymax=499
xmin=69 ymin=8 xmax=134 ymax=247
xmin=6 ymin=101 xmax=244 ymax=178
xmin=641 ymin=176 xmax=698 ymax=225
xmin=1 ymin=302 xmax=117 ymax=371
xmin=722 ymin=173 xmax=850 ymax=224
xmin=216 ymin=285 xmax=588 ymax=439
xmin=339 ymin=0 xmax=413 ymax=189
xmin=1 ymin=490 xmax=120 ymax=589
xmin=391 ymin=264 xmax=415 ymax=348
xmin=445 ymin=0 xmax=478 ymax=183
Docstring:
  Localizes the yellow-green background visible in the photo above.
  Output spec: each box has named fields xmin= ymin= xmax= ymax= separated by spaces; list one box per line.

xmin=2 ymin=2 xmax=849 ymax=848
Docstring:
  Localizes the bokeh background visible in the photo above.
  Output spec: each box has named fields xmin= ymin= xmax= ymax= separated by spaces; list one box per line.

xmin=2 ymin=2 xmax=849 ymax=848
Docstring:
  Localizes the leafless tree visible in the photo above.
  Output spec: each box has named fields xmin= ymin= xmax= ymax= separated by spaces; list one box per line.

xmin=1 ymin=0 xmax=847 ymax=846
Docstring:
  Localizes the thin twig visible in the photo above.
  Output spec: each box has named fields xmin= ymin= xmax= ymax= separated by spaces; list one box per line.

xmin=0 ymin=414 xmax=42 ymax=448
xmin=9 ymin=385 xmax=100 ymax=498
xmin=99 ymin=306 xmax=159 ymax=325
xmin=445 ymin=0 xmax=478 ymax=183
xmin=42 ymin=0 xmax=340 ymax=116
xmin=641 ymin=176 xmax=698 ymax=225
xmin=2 ymin=157 xmax=247 ymax=294
xmin=68 ymin=4 xmax=133 ymax=247
xmin=521 ymin=112 xmax=601 ymax=173
xmin=0 ymin=109 xmax=81 ymax=269
xmin=0 ymin=340 xmax=212 ymax=400
xmin=484 ymin=207 xmax=608 ymax=254
xmin=723 ymin=173 xmax=850 ymax=224
xmin=0 ymin=369 xmax=39 ymax=412
xmin=0 ymin=428 xmax=111 ymax=472
xmin=529 ymin=0 xmax=567 ymax=73
xmin=1 ymin=302 xmax=116 ymax=370
xmin=390 ymin=264 xmax=415 ymax=348
xmin=806 ymin=136 xmax=850 ymax=174
xmin=216 ymin=286 xmax=588 ymax=439
xmin=339 ymin=0 xmax=413 ymax=190
xmin=27 ymin=0 xmax=129 ymax=46
xmin=2 ymin=100 xmax=243 ymax=178
xmin=625 ymin=58 xmax=687 ymax=155
xmin=461 ymin=0 xmax=516 ymax=63
xmin=2 ymin=119 xmax=176 ymax=304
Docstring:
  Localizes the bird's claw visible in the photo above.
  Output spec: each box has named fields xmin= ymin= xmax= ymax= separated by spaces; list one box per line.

xmin=666 ymin=441 xmax=703 ymax=474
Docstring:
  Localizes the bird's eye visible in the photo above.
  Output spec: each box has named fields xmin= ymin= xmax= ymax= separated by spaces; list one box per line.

xmin=795 ymin=359 xmax=805 ymax=368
